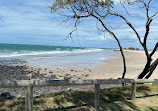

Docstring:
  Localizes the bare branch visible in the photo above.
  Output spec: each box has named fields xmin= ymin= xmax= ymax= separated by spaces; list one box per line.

xmin=143 ymin=18 xmax=153 ymax=46
xmin=150 ymin=42 xmax=158 ymax=57
xmin=91 ymin=13 xmax=126 ymax=78
xmin=151 ymin=12 xmax=158 ymax=19
xmin=108 ymin=12 xmax=143 ymax=45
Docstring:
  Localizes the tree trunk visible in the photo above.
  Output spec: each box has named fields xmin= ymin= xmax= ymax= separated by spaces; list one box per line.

xmin=137 ymin=57 xmax=152 ymax=79
xmin=121 ymin=47 xmax=126 ymax=78
xmin=91 ymin=14 xmax=127 ymax=79
xmin=145 ymin=58 xmax=158 ymax=79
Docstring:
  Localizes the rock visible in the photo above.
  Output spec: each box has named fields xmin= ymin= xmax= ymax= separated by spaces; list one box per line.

xmin=39 ymin=75 xmax=45 ymax=78
xmin=77 ymin=77 xmax=81 ymax=80
xmin=64 ymin=76 xmax=71 ymax=80
xmin=85 ymin=74 xmax=89 ymax=77
xmin=49 ymin=71 xmax=53 ymax=73
xmin=67 ymin=88 xmax=72 ymax=91
xmin=65 ymin=74 xmax=70 ymax=76
xmin=1 ymin=92 xmax=14 ymax=100
xmin=29 ymin=70 xmax=33 ymax=73
xmin=49 ymin=75 xmax=57 ymax=79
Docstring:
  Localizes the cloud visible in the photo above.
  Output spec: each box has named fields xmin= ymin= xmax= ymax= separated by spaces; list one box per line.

xmin=0 ymin=0 xmax=157 ymax=49
xmin=99 ymin=36 xmax=107 ymax=40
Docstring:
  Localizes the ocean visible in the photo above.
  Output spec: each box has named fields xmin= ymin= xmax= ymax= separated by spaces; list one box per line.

xmin=0 ymin=43 xmax=116 ymax=69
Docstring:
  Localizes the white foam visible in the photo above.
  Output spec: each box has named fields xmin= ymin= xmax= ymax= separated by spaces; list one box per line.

xmin=13 ymin=52 xmax=18 ymax=54
xmin=99 ymin=58 xmax=107 ymax=60
xmin=0 ymin=49 xmax=104 ymax=58
xmin=32 ymin=57 xmax=55 ymax=60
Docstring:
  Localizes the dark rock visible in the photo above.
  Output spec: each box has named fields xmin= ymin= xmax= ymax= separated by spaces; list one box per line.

xmin=65 ymin=74 xmax=70 ymax=76
xmin=85 ymin=74 xmax=89 ymax=77
xmin=67 ymin=88 xmax=72 ymax=91
xmin=37 ymin=70 xmax=40 ymax=74
xmin=49 ymin=71 xmax=53 ymax=73
xmin=1 ymin=92 xmax=14 ymax=100
xmin=49 ymin=75 xmax=57 ymax=79
xmin=64 ymin=76 xmax=71 ymax=80
xmin=39 ymin=75 xmax=46 ymax=78
xmin=77 ymin=77 xmax=81 ymax=80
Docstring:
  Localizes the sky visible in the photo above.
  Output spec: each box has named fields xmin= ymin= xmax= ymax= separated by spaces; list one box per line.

xmin=0 ymin=0 xmax=157 ymax=49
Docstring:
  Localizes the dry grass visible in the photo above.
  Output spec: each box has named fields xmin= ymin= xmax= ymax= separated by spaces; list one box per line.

xmin=1 ymin=84 xmax=158 ymax=111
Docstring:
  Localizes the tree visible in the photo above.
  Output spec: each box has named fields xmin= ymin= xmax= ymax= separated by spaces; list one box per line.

xmin=107 ymin=0 xmax=158 ymax=79
xmin=49 ymin=0 xmax=158 ymax=79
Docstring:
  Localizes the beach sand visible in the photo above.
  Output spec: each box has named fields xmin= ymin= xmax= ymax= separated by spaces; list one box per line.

xmin=30 ymin=50 xmax=158 ymax=80
xmin=0 ymin=50 xmax=157 ymax=97
xmin=94 ymin=50 xmax=158 ymax=79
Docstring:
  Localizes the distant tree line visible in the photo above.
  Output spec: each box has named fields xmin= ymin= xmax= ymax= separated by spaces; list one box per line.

xmin=124 ymin=47 xmax=139 ymax=50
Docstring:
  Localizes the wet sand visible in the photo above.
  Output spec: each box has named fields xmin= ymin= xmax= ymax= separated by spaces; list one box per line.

xmin=32 ymin=50 xmax=158 ymax=80
xmin=0 ymin=50 xmax=157 ymax=97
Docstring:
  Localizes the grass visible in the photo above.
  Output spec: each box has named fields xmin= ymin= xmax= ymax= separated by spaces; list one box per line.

xmin=1 ymin=84 xmax=158 ymax=111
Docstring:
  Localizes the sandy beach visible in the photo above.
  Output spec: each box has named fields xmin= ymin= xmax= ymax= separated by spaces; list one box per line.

xmin=30 ymin=49 xmax=158 ymax=80
xmin=94 ymin=50 xmax=158 ymax=79
xmin=0 ymin=50 xmax=157 ymax=98
xmin=1 ymin=49 xmax=157 ymax=81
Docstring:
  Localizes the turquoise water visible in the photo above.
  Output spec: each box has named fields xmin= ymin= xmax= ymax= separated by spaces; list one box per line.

xmin=0 ymin=43 xmax=86 ymax=51
xmin=0 ymin=43 xmax=116 ymax=69
xmin=0 ymin=43 xmax=90 ymax=58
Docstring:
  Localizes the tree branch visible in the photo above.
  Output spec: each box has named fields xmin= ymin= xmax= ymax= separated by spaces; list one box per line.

xmin=108 ymin=12 xmax=143 ymax=45
xmin=145 ymin=58 xmax=158 ymax=79
xmin=142 ymin=18 xmax=153 ymax=58
xmin=91 ymin=13 xmax=126 ymax=78
xmin=150 ymin=42 xmax=158 ymax=57
xmin=151 ymin=12 xmax=158 ymax=19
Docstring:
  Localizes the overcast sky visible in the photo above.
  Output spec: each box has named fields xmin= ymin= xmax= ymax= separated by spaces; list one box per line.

xmin=0 ymin=0 xmax=157 ymax=49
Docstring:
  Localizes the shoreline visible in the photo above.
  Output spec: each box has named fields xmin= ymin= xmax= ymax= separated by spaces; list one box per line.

xmin=26 ymin=49 xmax=113 ymax=69
xmin=0 ymin=50 xmax=157 ymax=98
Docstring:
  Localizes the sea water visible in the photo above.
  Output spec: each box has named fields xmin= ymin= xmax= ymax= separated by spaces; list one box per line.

xmin=0 ymin=43 xmax=116 ymax=69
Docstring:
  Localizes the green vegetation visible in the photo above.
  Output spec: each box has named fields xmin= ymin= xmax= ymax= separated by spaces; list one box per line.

xmin=128 ymin=47 xmax=136 ymax=50
xmin=1 ymin=84 xmax=158 ymax=111
xmin=124 ymin=47 xmax=140 ymax=50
